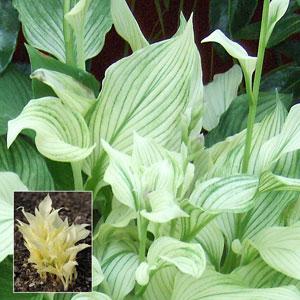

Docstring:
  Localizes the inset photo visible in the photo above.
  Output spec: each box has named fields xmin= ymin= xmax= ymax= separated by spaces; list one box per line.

xmin=14 ymin=192 xmax=92 ymax=293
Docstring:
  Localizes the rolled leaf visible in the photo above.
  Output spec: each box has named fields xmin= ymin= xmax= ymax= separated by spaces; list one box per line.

xmin=202 ymin=30 xmax=257 ymax=81
xmin=7 ymin=97 xmax=95 ymax=162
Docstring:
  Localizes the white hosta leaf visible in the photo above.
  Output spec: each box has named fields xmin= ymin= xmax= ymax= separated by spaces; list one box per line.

xmin=140 ymin=190 xmax=188 ymax=223
xmin=65 ymin=0 xmax=90 ymax=69
xmin=106 ymin=200 xmax=137 ymax=227
xmin=72 ymin=292 xmax=111 ymax=300
xmin=7 ymin=97 xmax=95 ymax=162
xmin=252 ymin=226 xmax=300 ymax=280
xmin=202 ymin=30 xmax=257 ymax=80
xmin=203 ymin=65 xmax=243 ymax=131
xmin=190 ymin=175 xmax=259 ymax=213
xmin=92 ymin=256 xmax=104 ymax=287
xmin=13 ymin=0 xmax=112 ymax=62
xmin=259 ymin=104 xmax=300 ymax=170
xmin=233 ymin=258 xmax=300 ymax=289
xmin=102 ymin=140 xmax=141 ymax=210
xmin=102 ymin=252 xmax=139 ymax=300
xmin=144 ymin=266 xmax=177 ymax=300
xmin=267 ymin=0 xmax=290 ymax=43
xmin=195 ymin=222 xmax=224 ymax=271
xmin=172 ymin=269 xmax=300 ymax=300
xmin=31 ymin=69 xmax=96 ymax=116
xmin=259 ymin=171 xmax=300 ymax=193
xmin=0 ymin=172 xmax=27 ymax=262
xmin=86 ymin=19 xmax=198 ymax=191
xmin=111 ymin=0 xmax=149 ymax=51
xmin=136 ymin=237 xmax=206 ymax=285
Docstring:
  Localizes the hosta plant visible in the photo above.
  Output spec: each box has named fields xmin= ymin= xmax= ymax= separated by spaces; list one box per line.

xmin=17 ymin=194 xmax=90 ymax=291
xmin=1 ymin=0 xmax=300 ymax=299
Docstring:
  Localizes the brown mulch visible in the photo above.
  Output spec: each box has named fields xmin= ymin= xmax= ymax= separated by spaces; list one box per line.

xmin=14 ymin=192 xmax=92 ymax=293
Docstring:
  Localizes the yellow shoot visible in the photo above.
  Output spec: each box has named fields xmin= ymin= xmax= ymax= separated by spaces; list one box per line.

xmin=17 ymin=194 xmax=90 ymax=291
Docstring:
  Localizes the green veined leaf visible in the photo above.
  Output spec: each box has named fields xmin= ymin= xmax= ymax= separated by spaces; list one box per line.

xmin=0 ymin=0 xmax=19 ymax=73
xmin=172 ymin=269 xmax=300 ymax=300
xmin=233 ymin=258 xmax=300 ymax=289
xmin=13 ymin=0 xmax=112 ymax=63
xmin=136 ymin=237 xmax=206 ymax=286
xmin=86 ymin=19 xmax=198 ymax=193
xmin=0 ymin=136 xmax=54 ymax=190
xmin=72 ymin=292 xmax=111 ymax=300
xmin=252 ymin=226 xmax=300 ymax=280
xmin=259 ymin=104 xmax=300 ymax=170
xmin=0 ymin=65 xmax=32 ymax=135
xmin=111 ymin=0 xmax=149 ymax=51
xmin=205 ymin=92 xmax=292 ymax=147
xmin=259 ymin=171 xmax=300 ymax=193
xmin=143 ymin=266 xmax=177 ymax=300
xmin=7 ymin=97 xmax=95 ymax=162
xmin=26 ymin=45 xmax=99 ymax=98
xmin=31 ymin=68 xmax=96 ymax=116
xmin=190 ymin=175 xmax=259 ymax=213
xmin=203 ymin=65 xmax=242 ymax=131
xmin=0 ymin=172 xmax=27 ymax=262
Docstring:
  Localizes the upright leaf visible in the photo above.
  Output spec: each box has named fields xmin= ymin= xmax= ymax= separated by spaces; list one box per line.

xmin=86 ymin=19 xmax=198 ymax=192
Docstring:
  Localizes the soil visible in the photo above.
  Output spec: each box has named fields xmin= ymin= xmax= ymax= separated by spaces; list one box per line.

xmin=14 ymin=192 xmax=92 ymax=293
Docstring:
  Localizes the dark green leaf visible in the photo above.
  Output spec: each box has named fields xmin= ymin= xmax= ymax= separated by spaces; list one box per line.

xmin=275 ymin=40 xmax=300 ymax=65
xmin=209 ymin=0 xmax=258 ymax=36
xmin=205 ymin=92 xmax=293 ymax=147
xmin=268 ymin=14 xmax=300 ymax=48
xmin=234 ymin=22 xmax=260 ymax=40
xmin=0 ymin=136 xmax=54 ymax=190
xmin=45 ymin=159 xmax=74 ymax=190
xmin=0 ymin=0 xmax=19 ymax=73
xmin=261 ymin=65 xmax=300 ymax=99
xmin=0 ymin=257 xmax=38 ymax=299
xmin=0 ymin=65 xmax=32 ymax=135
xmin=26 ymin=45 xmax=99 ymax=98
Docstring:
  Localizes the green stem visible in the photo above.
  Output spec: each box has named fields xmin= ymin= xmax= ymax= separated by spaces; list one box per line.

xmin=63 ymin=0 xmax=75 ymax=66
xmin=137 ymin=214 xmax=148 ymax=261
xmin=71 ymin=161 xmax=83 ymax=190
xmin=242 ymin=0 xmax=270 ymax=173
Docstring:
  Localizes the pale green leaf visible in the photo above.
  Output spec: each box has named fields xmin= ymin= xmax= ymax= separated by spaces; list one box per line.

xmin=172 ymin=270 xmax=300 ymax=300
xmin=137 ymin=237 xmax=206 ymax=285
xmin=13 ymin=0 xmax=112 ymax=62
xmin=31 ymin=68 xmax=96 ymax=116
xmin=72 ymin=292 xmax=111 ymax=300
xmin=203 ymin=65 xmax=243 ymax=131
xmin=111 ymin=0 xmax=149 ymax=51
xmin=267 ymin=0 xmax=290 ymax=43
xmin=92 ymin=255 xmax=104 ymax=287
xmin=140 ymin=190 xmax=188 ymax=223
xmin=259 ymin=104 xmax=300 ymax=170
xmin=252 ymin=225 xmax=300 ymax=280
xmin=0 ymin=172 xmax=27 ymax=262
xmin=259 ymin=171 xmax=300 ymax=193
xmin=190 ymin=175 xmax=259 ymax=213
xmin=7 ymin=97 xmax=95 ymax=162
xmin=202 ymin=30 xmax=257 ymax=80
xmin=102 ymin=140 xmax=141 ymax=210
xmin=86 ymin=19 xmax=198 ymax=192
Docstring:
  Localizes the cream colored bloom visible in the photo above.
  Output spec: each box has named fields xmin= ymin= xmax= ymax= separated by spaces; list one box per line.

xmin=17 ymin=194 xmax=90 ymax=291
